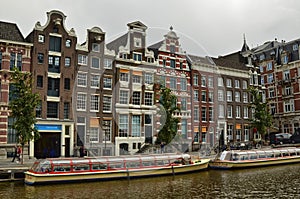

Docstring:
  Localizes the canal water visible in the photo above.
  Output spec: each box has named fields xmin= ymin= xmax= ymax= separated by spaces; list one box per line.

xmin=0 ymin=163 xmax=299 ymax=199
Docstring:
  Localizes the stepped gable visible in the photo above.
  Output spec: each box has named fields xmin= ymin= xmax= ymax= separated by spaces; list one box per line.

xmin=0 ymin=21 xmax=25 ymax=42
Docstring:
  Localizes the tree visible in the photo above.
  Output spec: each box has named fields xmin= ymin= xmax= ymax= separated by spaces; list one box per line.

xmin=9 ymin=67 xmax=40 ymax=164
xmin=248 ymin=86 xmax=273 ymax=143
xmin=157 ymin=86 xmax=180 ymax=145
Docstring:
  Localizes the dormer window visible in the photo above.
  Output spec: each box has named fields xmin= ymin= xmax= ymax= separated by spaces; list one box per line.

xmin=38 ymin=34 xmax=45 ymax=43
xmin=170 ymin=45 xmax=175 ymax=53
xmin=293 ymin=44 xmax=298 ymax=51
xmin=133 ymin=53 xmax=142 ymax=61
xmin=259 ymin=54 xmax=265 ymax=61
xmin=92 ymin=43 xmax=100 ymax=52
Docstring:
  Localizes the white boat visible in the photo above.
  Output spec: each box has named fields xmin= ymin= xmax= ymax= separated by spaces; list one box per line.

xmin=209 ymin=147 xmax=300 ymax=169
xmin=25 ymin=154 xmax=210 ymax=185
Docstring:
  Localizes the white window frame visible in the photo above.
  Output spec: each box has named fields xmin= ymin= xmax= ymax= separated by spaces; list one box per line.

xmin=103 ymin=96 xmax=112 ymax=112
xmin=90 ymin=74 xmax=100 ymax=88
xmin=78 ymin=54 xmax=87 ymax=65
xmin=144 ymin=92 xmax=153 ymax=106
xmin=103 ymin=77 xmax=112 ymax=89
xmin=90 ymin=94 xmax=100 ymax=112
xmin=77 ymin=73 xmax=87 ymax=87
xmin=104 ymin=58 xmax=113 ymax=69
xmin=119 ymin=90 xmax=129 ymax=104
xmin=77 ymin=93 xmax=86 ymax=111
xmin=90 ymin=127 xmax=99 ymax=143
xmin=91 ymin=57 xmax=100 ymax=69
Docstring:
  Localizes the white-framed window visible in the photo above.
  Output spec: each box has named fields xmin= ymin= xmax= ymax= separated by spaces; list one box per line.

xmin=269 ymin=88 xmax=275 ymax=98
xmin=132 ymin=115 xmax=141 ymax=137
xmin=243 ymin=106 xmax=248 ymax=118
xmin=209 ymin=107 xmax=214 ymax=121
xmin=181 ymin=98 xmax=187 ymax=111
xmin=77 ymin=93 xmax=86 ymax=111
xmin=145 ymin=73 xmax=153 ymax=84
xmin=283 ymin=55 xmax=288 ymax=64
xmin=77 ymin=73 xmax=87 ymax=87
xmin=226 ymin=79 xmax=232 ymax=87
xmin=218 ymin=90 xmax=224 ymax=101
xmin=227 ymin=105 xmax=232 ymax=118
xmin=65 ymin=57 xmax=71 ymax=67
xmin=132 ymin=75 xmax=141 ymax=84
xmin=170 ymin=77 xmax=176 ymax=90
xmin=78 ymin=54 xmax=87 ymax=65
xmin=259 ymin=54 xmax=265 ymax=61
xmin=104 ymin=58 xmax=113 ymax=69
xmin=38 ymin=34 xmax=45 ymax=43
xmin=267 ymin=73 xmax=274 ymax=83
xmin=284 ymin=86 xmax=292 ymax=96
xmin=242 ymin=80 xmax=247 ymax=89
xmin=90 ymin=94 xmax=99 ymax=111
xmin=208 ymin=76 xmax=213 ymax=88
xmin=194 ymin=107 xmax=199 ymax=121
xmin=201 ymin=76 xmax=206 ymax=87
xmin=144 ymin=92 xmax=153 ymax=106
xmin=134 ymin=37 xmax=142 ymax=48
xmin=91 ymin=57 xmax=100 ymax=69
xmin=181 ymin=78 xmax=187 ymax=91
xmin=119 ymin=114 xmax=128 ymax=137
xmin=235 ymin=91 xmax=240 ymax=102
xmin=133 ymin=53 xmax=142 ymax=61
xmin=244 ymin=127 xmax=249 ymax=141
xmin=208 ymin=91 xmax=214 ymax=102
xmin=120 ymin=73 xmax=129 ymax=82
xmin=243 ymin=92 xmax=248 ymax=103
xmin=193 ymin=74 xmax=199 ymax=86
xmin=227 ymin=91 xmax=232 ymax=102
xmin=218 ymin=104 xmax=224 ymax=118
xmin=201 ymin=91 xmax=206 ymax=102
xmin=181 ymin=119 xmax=187 ymax=138
xmin=103 ymin=77 xmax=112 ymax=89
xmin=284 ymin=99 xmax=294 ymax=113
xmin=236 ymin=106 xmax=241 ymax=118
xmin=90 ymin=74 xmax=100 ymax=88
xmin=235 ymin=80 xmax=240 ymax=88
xmin=132 ymin=92 xmax=141 ymax=105
xmin=66 ymin=39 xmax=71 ymax=48
xmin=194 ymin=90 xmax=199 ymax=101
xmin=170 ymin=59 xmax=176 ymax=68
xmin=119 ymin=90 xmax=129 ymax=104
xmin=201 ymin=107 xmax=206 ymax=121
xmin=293 ymin=44 xmax=298 ymax=51
xmin=103 ymin=96 xmax=112 ymax=112
xmin=92 ymin=43 xmax=100 ymax=52
xmin=261 ymin=77 xmax=265 ymax=85
xmin=227 ymin=125 xmax=233 ymax=140
xmin=90 ymin=127 xmax=99 ymax=143
xmin=218 ymin=77 xmax=224 ymax=87
xmin=259 ymin=66 xmax=264 ymax=73
xmin=283 ymin=70 xmax=290 ymax=80
xmin=102 ymin=120 xmax=112 ymax=142
xmin=267 ymin=62 xmax=272 ymax=71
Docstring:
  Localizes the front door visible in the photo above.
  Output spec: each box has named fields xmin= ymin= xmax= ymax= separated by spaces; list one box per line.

xmin=34 ymin=132 xmax=61 ymax=159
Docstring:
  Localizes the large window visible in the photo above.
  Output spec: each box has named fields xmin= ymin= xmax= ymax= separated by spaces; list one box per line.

xmin=90 ymin=95 xmax=99 ymax=111
xmin=243 ymin=106 xmax=249 ymax=118
xmin=227 ymin=91 xmax=232 ymax=102
xmin=170 ymin=77 xmax=176 ymax=90
xmin=218 ymin=77 xmax=224 ymax=87
xmin=104 ymin=59 xmax=113 ymax=69
xmin=227 ymin=105 xmax=232 ymax=118
xmin=236 ymin=106 xmax=241 ymax=118
xmin=90 ymin=127 xmax=99 ymax=143
xmin=64 ymin=78 xmax=70 ymax=90
xmin=119 ymin=115 xmax=128 ymax=137
xmin=201 ymin=91 xmax=206 ymax=102
xmin=77 ymin=93 xmax=86 ymax=111
xmin=119 ymin=90 xmax=129 ymax=104
xmin=243 ymin=92 xmax=248 ymax=103
xmin=133 ymin=53 xmax=142 ymax=61
xmin=193 ymin=74 xmax=199 ymax=86
xmin=132 ymin=75 xmax=141 ymax=84
xmin=47 ymin=102 xmax=58 ymax=118
xmin=132 ymin=92 xmax=141 ymax=105
xmin=181 ymin=119 xmax=187 ymax=138
xmin=201 ymin=76 xmax=206 ymax=87
xmin=144 ymin=92 xmax=153 ymax=106
xmin=90 ymin=74 xmax=100 ymax=88
xmin=64 ymin=102 xmax=70 ymax=119
xmin=103 ymin=77 xmax=112 ymax=89
xmin=209 ymin=107 xmax=214 ymax=121
xmin=170 ymin=59 xmax=176 ymax=68
xmin=194 ymin=107 xmax=199 ymax=121
xmin=132 ymin=115 xmax=141 ymax=137
xmin=145 ymin=73 xmax=153 ymax=84
xmin=218 ymin=104 xmax=224 ymax=118
xmin=180 ymin=78 xmax=187 ymax=91
xmin=194 ymin=90 xmax=199 ymax=101
xmin=201 ymin=107 xmax=206 ymax=121
xmin=91 ymin=57 xmax=100 ymax=69
xmin=78 ymin=54 xmax=87 ymax=65
xmin=49 ymin=36 xmax=61 ymax=52
xmin=103 ymin=96 xmax=112 ymax=112
xmin=48 ymin=55 xmax=60 ymax=73
xmin=284 ymin=100 xmax=294 ymax=112
xmin=218 ymin=90 xmax=224 ymax=101
xmin=235 ymin=91 xmax=240 ymax=102
xmin=77 ymin=73 xmax=87 ymax=87
xmin=102 ymin=120 xmax=111 ymax=142
xmin=10 ymin=53 xmax=22 ymax=71
xmin=47 ymin=78 xmax=60 ymax=97
xmin=120 ymin=73 xmax=129 ymax=82
xmin=37 ymin=76 xmax=43 ymax=88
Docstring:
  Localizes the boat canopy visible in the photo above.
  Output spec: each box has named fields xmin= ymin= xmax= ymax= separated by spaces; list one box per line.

xmin=30 ymin=154 xmax=191 ymax=173
xmin=219 ymin=147 xmax=300 ymax=161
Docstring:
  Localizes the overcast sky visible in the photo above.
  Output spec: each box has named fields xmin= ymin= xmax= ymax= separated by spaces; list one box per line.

xmin=1 ymin=0 xmax=300 ymax=57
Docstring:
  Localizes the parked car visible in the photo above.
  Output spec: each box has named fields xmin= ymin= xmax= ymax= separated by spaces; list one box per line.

xmin=270 ymin=133 xmax=292 ymax=145
xmin=290 ymin=132 xmax=300 ymax=144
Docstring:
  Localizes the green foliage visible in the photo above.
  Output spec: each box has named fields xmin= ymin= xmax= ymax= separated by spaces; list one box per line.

xmin=9 ymin=67 xmax=41 ymax=146
xmin=248 ymin=86 xmax=273 ymax=140
xmin=157 ymin=86 xmax=180 ymax=144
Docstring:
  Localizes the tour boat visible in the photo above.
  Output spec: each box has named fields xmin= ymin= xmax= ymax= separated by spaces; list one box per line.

xmin=209 ymin=147 xmax=300 ymax=169
xmin=24 ymin=153 xmax=210 ymax=185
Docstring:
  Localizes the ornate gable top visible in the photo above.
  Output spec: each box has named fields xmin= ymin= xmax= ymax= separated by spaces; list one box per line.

xmin=164 ymin=26 xmax=179 ymax=40
xmin=127 ymin=21 xmax=147 ymax=31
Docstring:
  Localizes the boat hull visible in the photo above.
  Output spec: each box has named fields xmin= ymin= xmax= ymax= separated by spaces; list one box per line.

xmin=209 ymin=156 xmax=300 ymax=169
xmin=25 ymin=159 xmax=210 ymax=185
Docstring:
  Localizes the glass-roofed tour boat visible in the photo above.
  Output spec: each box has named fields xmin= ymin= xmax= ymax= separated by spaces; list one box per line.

xmin=25 ymin=153 xmax=210 ymax=185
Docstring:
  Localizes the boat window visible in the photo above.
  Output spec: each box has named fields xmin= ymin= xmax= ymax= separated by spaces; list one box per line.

xmin=258 ymin=153 xmax=266 ymax=159
xmin=289 ymin=152 xmax=296 ymax=156
xmin=250 ymin=154 xmax=257 ymax=160
xmin=141 ymin=161 xmax=154 ymax=167
xmin=232 ymin=154 xmax=239 ymax=161
xmin=53 ymin=164 xmax=71 ymax=172
xmin=265 ymin=153 xmax=273 ymax=158
xmin=274 ymin=153 xmax=281 ymax=158
xmin=156 ymin=160 xmax=165 ymax=166
xmin=73 ymin=164 xmax=90 ymax=171
xmin=125 ymin=161 xmax=140 ymax=168
xmin=92 ymin=163 xmax=107 ymax=170
xmin=282 ymin=152 xmax=289 ymax=157
xmin=240 ymin=155 xmax=249 ymax=160
xmin=109 ymin=162 xmax=124 ymax=169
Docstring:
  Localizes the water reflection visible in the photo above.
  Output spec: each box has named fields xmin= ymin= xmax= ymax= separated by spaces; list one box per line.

xmin=0 ymin=164 xmax=299 ymax=198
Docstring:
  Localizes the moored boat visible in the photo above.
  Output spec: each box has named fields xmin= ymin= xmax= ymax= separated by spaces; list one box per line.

xmin=25 ymin=154 xmax=210 ymax=185
xmin=209 ymin=147 xmax=300 ymax=169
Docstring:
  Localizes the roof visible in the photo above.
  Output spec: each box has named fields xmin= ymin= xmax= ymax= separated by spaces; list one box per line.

xmin=106 ymin=33 xmax=128 ymax=54
xmin=148 ymin=40 xmax=164 ymax=50
xmin=187 ymin=54 xmax=215 ymax=65
xmin=212 ymin=56 xmax=248 ymax=71
xmin=0 ymin=21 xmax=24 ymax=42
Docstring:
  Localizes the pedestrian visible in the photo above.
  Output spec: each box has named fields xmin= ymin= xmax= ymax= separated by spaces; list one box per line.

xmin=11 ymin=145 xmax=18 ymax=162
xmin=16 ymin=145 xmax=22 ymax=163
